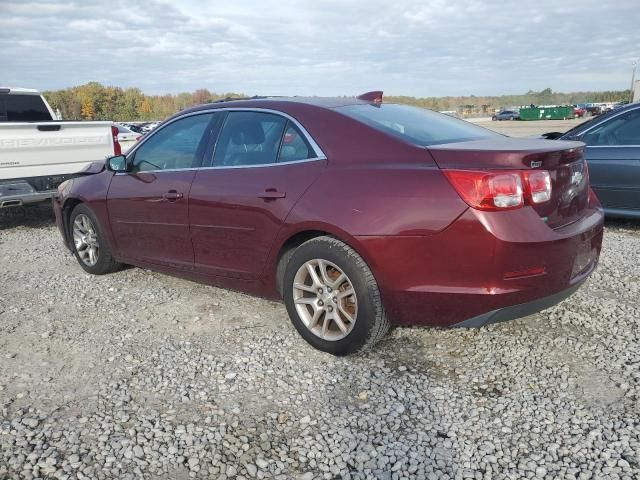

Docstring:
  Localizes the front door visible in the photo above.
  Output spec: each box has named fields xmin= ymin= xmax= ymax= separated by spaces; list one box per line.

xmin=107 ymin=112 xmax=218 ymax=267
xmin=582 ymin=108 xmax=640 ymax=212
xmin=189 ymin=111 xmax=326 ymax=279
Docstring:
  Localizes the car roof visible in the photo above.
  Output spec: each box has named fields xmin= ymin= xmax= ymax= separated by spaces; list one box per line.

xmin=0 ymin=87 xmax=40 ymax=95
xmin=175 ymin=95 xmax=375 ymax=119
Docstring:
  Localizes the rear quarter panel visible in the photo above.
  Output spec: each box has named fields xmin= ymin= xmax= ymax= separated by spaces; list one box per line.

xmin=263 ymin=106 xmax=469 ymax=295
xmin=273 ymin=103 xmax=468 ymax=237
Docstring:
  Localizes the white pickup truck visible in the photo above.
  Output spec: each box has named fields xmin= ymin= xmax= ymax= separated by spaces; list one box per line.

xmin=0 ymin=87 xmax=121 ymax=208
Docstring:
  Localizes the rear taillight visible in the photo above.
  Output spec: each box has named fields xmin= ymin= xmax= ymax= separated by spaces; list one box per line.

xmin=523 ymin=170 xmax=551 ymax=204
xmin=111 ymin=125 xmax=122 ymax=155
xmin=443 ymin=170 xmax=523 ymax=211
xmin=444 ymin=169 xmax=552 ymax=211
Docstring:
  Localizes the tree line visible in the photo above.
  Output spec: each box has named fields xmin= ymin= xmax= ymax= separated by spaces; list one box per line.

xmin=43 ymin=82 xmax=245 ymax=122
xmin=43 ymin=82 xmax=632 ymax=121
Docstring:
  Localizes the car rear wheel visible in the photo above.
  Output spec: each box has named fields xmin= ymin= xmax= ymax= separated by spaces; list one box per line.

xmin=70 ymin=204 xmax=122 ymax=275
xmin=283 ymin=236 xmax=390 ymax=356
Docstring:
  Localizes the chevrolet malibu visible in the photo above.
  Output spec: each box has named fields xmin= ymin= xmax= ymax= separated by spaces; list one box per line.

xmin=54 ymin=92 xmax=604 ymax=355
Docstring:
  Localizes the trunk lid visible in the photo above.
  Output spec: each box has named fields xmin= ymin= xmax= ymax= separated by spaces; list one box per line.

xmin=428 ymin=138 xmax=589 ymax=229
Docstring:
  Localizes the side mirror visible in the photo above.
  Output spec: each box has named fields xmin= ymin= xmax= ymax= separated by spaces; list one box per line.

xmin=106 ymin=155 xmax=128 ymax=172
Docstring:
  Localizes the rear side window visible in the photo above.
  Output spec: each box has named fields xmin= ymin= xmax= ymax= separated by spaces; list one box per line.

xmin=278 ymin=123 xmax=313 ymax=162
xmin=336 ymin=103 xmax=499 ymax=146
xmin=0 ymin=94 xmax=52 ymax=122
xmin=582 ymin=108 xmax=640 ymax=146
xmin=213 ymin=111 xmax=287 ymax=167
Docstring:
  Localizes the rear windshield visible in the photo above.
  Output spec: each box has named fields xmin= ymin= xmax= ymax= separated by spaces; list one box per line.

xmin=336 ymin=103 xmax=499 ymax=146
xmin=0 ymin=94 xmax=53 ymax=122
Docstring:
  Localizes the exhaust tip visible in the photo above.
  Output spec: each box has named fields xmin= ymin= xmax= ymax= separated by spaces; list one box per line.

xmin=1 ymin=200 xmax=23 ymax=208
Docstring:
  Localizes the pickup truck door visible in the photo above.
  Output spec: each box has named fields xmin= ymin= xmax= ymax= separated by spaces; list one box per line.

xmin=581 ymin=108 xmax=640 ymax=212
xmin=107 ymin=113 xmax=218 ymax=268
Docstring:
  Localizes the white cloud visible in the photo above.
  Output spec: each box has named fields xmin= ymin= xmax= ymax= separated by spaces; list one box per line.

xmin=0 ymin=0 xmax=638 ymax=96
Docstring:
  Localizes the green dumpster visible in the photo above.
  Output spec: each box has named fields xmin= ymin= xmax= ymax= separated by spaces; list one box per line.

xmin=519 ymin=106 xmax=574 ymax=121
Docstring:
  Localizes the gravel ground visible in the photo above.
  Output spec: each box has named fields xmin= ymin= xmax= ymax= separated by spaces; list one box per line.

xmin=0 ymin=204 xmax=639 ymax=480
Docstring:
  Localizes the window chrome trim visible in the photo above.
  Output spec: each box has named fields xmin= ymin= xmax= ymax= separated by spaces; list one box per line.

xmin=114 ymin=156 xmax=326 ymax=175
xmin=124 ymin=107 xmax=328 ymax=169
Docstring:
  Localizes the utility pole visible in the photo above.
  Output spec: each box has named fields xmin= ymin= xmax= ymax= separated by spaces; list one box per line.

xmin=631 ymin=58 xmax=639 ymax=103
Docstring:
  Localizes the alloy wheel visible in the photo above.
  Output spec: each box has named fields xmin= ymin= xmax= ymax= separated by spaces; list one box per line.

xmin=73 ymin=214 xmax=100 ymax=267
xmin=292 ymin=259 xmax=358 ymax=341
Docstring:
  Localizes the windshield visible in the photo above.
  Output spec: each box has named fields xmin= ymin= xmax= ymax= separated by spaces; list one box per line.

xmin=336 ymin=103 xmax=500 ymax=146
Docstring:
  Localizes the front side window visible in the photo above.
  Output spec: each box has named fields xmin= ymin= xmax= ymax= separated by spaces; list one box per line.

xmin=213 ymin=111 xmax=287 ymax=167
xmin=582 ymin=109 xmax=640 ymax=146
xmin=336 ymin=103 xmax=499 ymax=146
xmin=130 ymin=113 xmax=215 ymax=172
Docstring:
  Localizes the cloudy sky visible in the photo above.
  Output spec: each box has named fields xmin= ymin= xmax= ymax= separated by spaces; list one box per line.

xmin=1 ymin=0 xmax=639 ymax=97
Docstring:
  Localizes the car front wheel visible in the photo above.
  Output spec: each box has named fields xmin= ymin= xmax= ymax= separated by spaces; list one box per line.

xmin=70 ymin=204 xmax=122 ymax=275
xmin=283 ymin=236 xmax=390 ymax=356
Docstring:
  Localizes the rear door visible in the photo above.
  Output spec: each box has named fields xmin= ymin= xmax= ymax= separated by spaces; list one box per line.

xmin=580 ymin=107 xmax=640 ymax=211
xmin=189 ymin=110 xmax=326 ymax=279
xmin=107 ymin=112 xmax=218 ymax=267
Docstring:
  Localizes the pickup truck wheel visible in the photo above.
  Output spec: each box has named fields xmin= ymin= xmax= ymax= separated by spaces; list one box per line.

xmin=70 ymin=204 xmax=121 ymax=275
xmin=283 ymin=236 xmax=390 ymax=356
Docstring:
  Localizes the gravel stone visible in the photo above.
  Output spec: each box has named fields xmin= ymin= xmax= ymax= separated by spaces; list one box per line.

xmin=0 ymin=206 xmax=638 ymax=479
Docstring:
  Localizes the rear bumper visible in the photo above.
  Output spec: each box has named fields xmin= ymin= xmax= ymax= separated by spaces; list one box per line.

xmin=602 ymin=207 xmax=640 ymax=219
xmin=355 ymin=198 xmax=604 ymax=327
xmin=450 ymin=277 xmax=586 ymax=328
xmin=0 ymin=181 xmax=55 ymax=207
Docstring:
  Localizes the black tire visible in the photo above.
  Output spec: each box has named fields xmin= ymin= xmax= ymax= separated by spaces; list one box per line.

xmin=69 ymin=204 xmax=122 ymax=275
xmin=283 ymin=236 xmax=390 ymax=356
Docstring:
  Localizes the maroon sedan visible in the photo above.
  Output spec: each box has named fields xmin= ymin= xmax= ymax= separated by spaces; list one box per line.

xmin=54 ymin=92 xmax=604 ymax=355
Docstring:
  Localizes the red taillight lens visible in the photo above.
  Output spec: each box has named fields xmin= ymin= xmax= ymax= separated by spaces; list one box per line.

xmin=443 ymin=170 xmax=524 ymax=211
xmin=111 ymin=125 xmax=122 ymax=155
xmin=523 ymin=170 xmax=551 ymax=203
xmin=444 ymin=169 xmax=553 ymax=211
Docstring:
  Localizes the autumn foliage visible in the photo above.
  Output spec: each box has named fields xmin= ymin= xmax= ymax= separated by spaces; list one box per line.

xmin=43 ymin=82 xmax=631 ymax=121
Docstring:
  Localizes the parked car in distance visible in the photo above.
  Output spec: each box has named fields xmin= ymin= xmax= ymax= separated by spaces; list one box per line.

xmin=573 ymin=106 xmax=587 ymax=118
xmin=115 ymin=124 xmax=140 ymax=152
xmin=492 ymin=109 xmax=520 ymax=121
xmin=122 ymin=123 xmax=144 ymax=134
xmin=54 ymin=93 xmax=604 ymax=355
xmin=0 ymin=87 xmax=121 ymax=208
xmin=585 ymin=104 xmax=603 ymax=116
xmin=141 ymin=122 xmax=160 ymax=133
xmin=542 ymin=103 xmax=640 ymax=218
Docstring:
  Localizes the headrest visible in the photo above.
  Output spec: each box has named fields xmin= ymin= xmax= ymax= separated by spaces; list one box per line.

xmin=230 ymin=120 xmax=265 ymax=145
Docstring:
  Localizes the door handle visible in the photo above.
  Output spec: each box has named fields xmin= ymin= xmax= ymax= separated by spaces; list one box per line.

xmin=258 ymin=189 xmax=286 ymax=200
xmin=162 ymin=190 xmax=183 ymax=202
